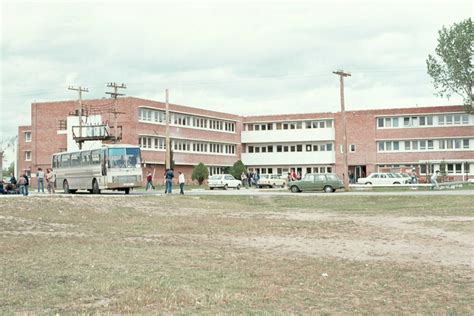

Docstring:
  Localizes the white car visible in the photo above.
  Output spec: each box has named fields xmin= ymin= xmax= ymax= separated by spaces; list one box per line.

xmin=208 ymin=174 xmax=242 ymax=190
xmin=256 ymin=174 xmax=286 ymax=188
xmin=357 ymin=173 xmax=403 ymax=185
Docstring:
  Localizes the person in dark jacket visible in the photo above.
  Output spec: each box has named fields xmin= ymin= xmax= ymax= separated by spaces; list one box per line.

xmin=9 ymin=173 xmax=17 ymax=185
xmin=164 ymin=168 xmax=174 ymax=194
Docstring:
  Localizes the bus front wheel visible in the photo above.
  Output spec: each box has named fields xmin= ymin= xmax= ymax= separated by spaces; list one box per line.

xmin=92 ymin=179 xmax=101 ymax=194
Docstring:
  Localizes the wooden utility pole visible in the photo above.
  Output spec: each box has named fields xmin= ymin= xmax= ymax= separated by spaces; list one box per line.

xmin=68 ymin=86 xmax=89 ymax=149
xmin=333 ymin=70 xmax=351 ymax=191
xmin=106 ymin=82 xmax=126 ymax=142
xmin=165 ymin=89 xmax=171 ymax=170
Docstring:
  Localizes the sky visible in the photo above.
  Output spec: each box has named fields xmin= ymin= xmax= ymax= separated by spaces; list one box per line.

xmin=0 ymin=0 xmax=471 ymax=149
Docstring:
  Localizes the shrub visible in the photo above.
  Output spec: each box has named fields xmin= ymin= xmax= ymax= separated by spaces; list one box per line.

xmin=192 ymin=162 xmax=209 ymax=185
xmin=230 ymin=160 xmax=246 ymax=179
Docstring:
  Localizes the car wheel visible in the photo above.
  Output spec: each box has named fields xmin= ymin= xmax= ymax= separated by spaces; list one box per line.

xmin=236 ymin=184 xmax=241 ymax=190
xmin=63 ymin=180 xmax=70 ymax=194
xmin=92 ymin=179 xmax=100 ymax=194
xmin=393 ymin=182 xmax=400 ymax=185
xmin=324 ymin=185 xmax=334 ymax=193
xmin=124 ymin=188 xmax=130 ymax=194
xmin=210 ymin=187 xmax=214 ymax=190
xmin=224 ymin=184 xmax=228 ymax=190
xmin=290 ymin=185 xmax=300 ymax=193
xmin=365 ymin=182 xmax=372 ymax=185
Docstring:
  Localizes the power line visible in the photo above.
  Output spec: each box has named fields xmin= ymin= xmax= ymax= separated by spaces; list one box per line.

xmin=1 ymin=67 xmax=428 ymax=98
xmin=68 ymin=86 xmax=89 ymax=149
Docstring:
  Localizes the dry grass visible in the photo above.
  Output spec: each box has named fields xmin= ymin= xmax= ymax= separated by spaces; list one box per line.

xmin=1 ymin=195 xmax=473 ymax=314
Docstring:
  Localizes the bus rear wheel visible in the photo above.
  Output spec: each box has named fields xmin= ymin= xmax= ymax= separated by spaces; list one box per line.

xmin=92 ymin=179 xmax=101 ymax=194
xmin=63 ymin=180 xmax=70 ymax=194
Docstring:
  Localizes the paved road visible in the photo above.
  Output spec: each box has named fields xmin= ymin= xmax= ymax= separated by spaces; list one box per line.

xmin=3 ymin=188 xmax=473 ymax=197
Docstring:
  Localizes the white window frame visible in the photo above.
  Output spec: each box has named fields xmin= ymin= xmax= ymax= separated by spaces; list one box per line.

xmin=24 ymin=131 xmax=31 ymax=142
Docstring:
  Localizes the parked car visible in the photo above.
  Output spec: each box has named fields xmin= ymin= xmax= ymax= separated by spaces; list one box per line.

xmin=288 ymin=173 xmax=344 ymax=193
xmin=256 ymin=174 xmax=286 ymax=188
xmin=208 ymin=174 xmax=242 ymax=190
xmin=390 ymin=173 xmax=411 ymax=184
xmin=357 ymin=172 xmax=403 ymax=185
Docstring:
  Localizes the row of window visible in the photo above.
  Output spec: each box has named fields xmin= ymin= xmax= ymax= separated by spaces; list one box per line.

xmin=173 ymin=139 xmax=236 ymax=154
xmin=378 ymin=138 xmax=471 ymax=152
xmin=138 ymin=136 xmax=236 ymax=155
xmin=378 ymin=163 xmax=470 ymax=175
xmin=377 ymin=114 xmax=471 ymax=129
xmin=246 ymin=143 xmax=334 ymax=153
xmin=52 ymin=150 xmax=103 ymax=168
xmin=138 ymin=108 xmax=236 ymax=132
xmin=245 ymin=120 xmax=333 ymax=131
xmin=248 ymin=166 xmax=333 ymax=175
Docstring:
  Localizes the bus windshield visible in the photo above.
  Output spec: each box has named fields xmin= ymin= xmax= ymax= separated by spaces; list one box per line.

xmin=108 ymin=147 xmax=141 ymax=168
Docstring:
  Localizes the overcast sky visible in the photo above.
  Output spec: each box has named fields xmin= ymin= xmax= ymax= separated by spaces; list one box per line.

xmin=0 ymin=0 xmax=471 ymax=143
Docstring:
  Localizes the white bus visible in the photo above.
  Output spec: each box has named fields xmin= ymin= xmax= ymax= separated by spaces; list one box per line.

xmin=52 ymin=144 xmax=143 ymax=194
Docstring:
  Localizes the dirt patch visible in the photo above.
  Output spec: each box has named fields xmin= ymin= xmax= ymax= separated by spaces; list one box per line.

xmin=225 ymin=212 xmax=474 ymax=269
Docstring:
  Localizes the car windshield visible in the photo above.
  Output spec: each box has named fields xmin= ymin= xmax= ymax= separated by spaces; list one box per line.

xmin=108 ymin=147 xmax=141 ymax=168
xmin=210 ymin=175 xmax=221 ymax=180
xmin=260 ymin=174 xmax=269 ymax=179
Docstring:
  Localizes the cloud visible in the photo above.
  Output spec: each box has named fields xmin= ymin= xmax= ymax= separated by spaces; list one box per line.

xmin=0 ymin=0 xmax=470 ymax=144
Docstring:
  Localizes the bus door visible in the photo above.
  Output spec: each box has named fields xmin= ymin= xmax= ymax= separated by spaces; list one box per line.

xmin=101 ymin=149 xmax=107 ymax=176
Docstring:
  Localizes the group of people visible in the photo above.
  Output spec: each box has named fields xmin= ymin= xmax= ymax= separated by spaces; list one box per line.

xmin=145 ymin=168 xmax=186 ymax=194
xmin=0 ymin=169 xmax=56 ymax=195
xmin=287 ymin=170 xmax=302 ymax=182
xmin=240 ymin=171 xmax=261 ymax=188
xmin=410 ymin=168 xmax=440 ymax=189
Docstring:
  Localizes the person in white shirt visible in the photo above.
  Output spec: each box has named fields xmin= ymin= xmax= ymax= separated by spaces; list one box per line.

xmin=37 ymin=168 xmax=45 ymax=193
xmin=431 ymin=170 xmax=440 ymax=189
xmin=178 ymin=171 xmax=185 ymax=195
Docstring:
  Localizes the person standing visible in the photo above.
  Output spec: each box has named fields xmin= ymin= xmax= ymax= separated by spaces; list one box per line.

xmin=410 ymin=168 xmax=418 ymax=184
xmin=178 ymin=171 xmax=185 ymax=195
xmin=165 ymin=168 xmax=174 ymax=194
xmin=37 ymin=168 xmax=45 ymax=193
xmin=241 ymin=172 xmax=248 ymax=189
xmin=9 ymin=173 xmax=17 ymax=186
xmin=46 ymin=168 xmax=55 ymax=194
xmin=18 ymin=174 xmax=28 ymax=196
xmin=22 ymin=173 xmax=29 ymax=196
xmin=146 ymin=171 xmax=155 ymax=191
xmin=431 ymin=170 xmax=440 ymax=189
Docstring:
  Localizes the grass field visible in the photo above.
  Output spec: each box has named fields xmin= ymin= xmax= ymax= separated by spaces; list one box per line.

xmin=1 ymin=195 xmax=473 ymax=314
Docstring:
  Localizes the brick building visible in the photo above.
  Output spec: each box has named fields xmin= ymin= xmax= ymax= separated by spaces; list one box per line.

xmin=17 ymin=96 xmax=474 ymax=186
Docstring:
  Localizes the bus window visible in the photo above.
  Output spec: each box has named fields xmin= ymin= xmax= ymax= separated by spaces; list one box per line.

xmin=91 ymin=150 xmax=101 ymax=165
xmin=126 ymin=147 xmax=141 ymax=167
xmin=81 ymin=151 xmax=91 ymax=165
xmin=52 ymin=155 xmax=59 ymax=168
xmin=60 ymin=154 xmax=70 ymax=168
xmin=71 ymin=152 xmax=81 ymax=167
xmin=108 ymin=147 xmax=141 ymax=168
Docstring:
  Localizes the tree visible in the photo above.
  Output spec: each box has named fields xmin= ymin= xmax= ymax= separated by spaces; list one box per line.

xmin=192 ymin=162 xmax=209 ymax=185
xmin=426 ymin=18 xmax=473 ymax=112
xmin=3 ymin=162 xmax=14 ymax=177
xmin=229 ymin=160 xmax=246 ymax=179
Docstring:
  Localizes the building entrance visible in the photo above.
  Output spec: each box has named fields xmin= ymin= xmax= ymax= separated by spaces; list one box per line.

xmin=349 ymin=165 xmax=366 ymax=183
